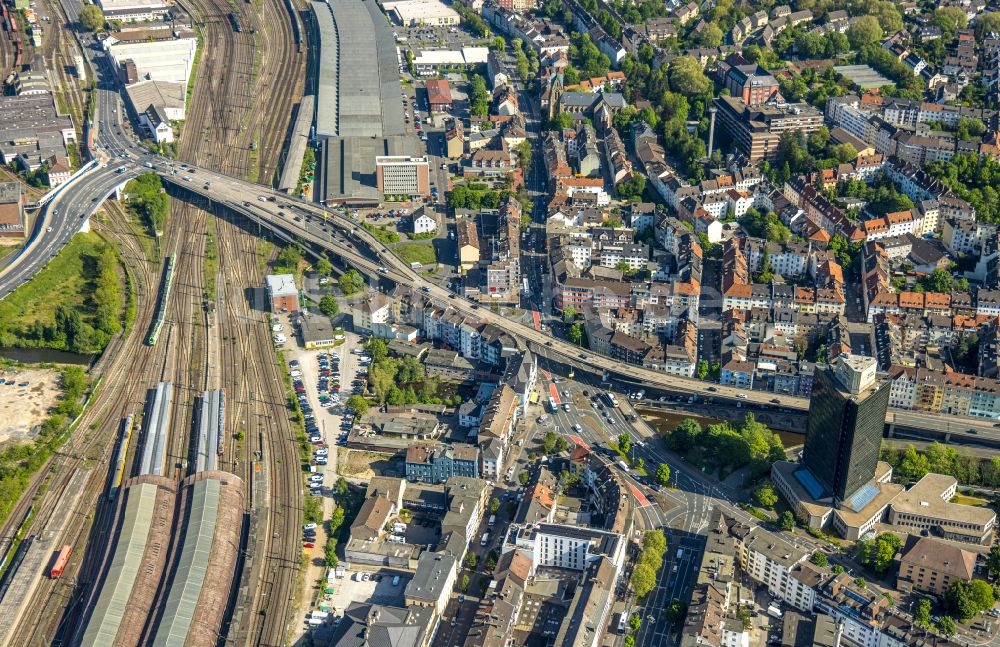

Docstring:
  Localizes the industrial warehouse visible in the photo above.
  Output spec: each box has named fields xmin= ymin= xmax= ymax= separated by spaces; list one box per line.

xmin=310 ymin=0 xmax=418 ymax=204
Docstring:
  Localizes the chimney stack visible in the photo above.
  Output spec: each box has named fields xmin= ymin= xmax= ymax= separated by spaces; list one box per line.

xmin=707 ymin=105 xmax=719 ymax=159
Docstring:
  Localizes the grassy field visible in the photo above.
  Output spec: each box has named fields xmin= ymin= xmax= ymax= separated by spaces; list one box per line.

xmin=0 ymin=232 xmax=110 ymax=331
xmin=950 ymin=493 xmax=989 ymax=506
xmin=394 ymin=243 xmax=437 ymax=265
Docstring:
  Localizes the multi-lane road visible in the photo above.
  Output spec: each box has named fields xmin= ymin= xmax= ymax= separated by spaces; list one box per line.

xmin=537 ymin=371 xmax=826 ymax=646
xmin=6 ymin=119 xmax=1000 ymax=450
xmin=2 ymin=30 xmax=997 ymax=447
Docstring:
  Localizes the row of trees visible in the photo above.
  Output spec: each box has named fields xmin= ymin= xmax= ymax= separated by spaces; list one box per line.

xmin=882 ymin=443 xmax=1000 ymax=489
xmin=631 ymin=529 xmax=666 ymax=598
xmin=468 ymin=75 xmax=490 ymax=119
xmin=447 ymin=184 xmax=512 ymax=210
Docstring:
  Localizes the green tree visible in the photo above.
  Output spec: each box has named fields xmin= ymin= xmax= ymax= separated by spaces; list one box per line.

xmin=275 ymin=245 xmax=302 ymax=273
xmin=976 ymin=13 xmax=1000 ymax=39
xmin=562 ymin=306 xmax=577 ymax=323
xmin=810 ymin=552 xmax=829 ymax=567
xmin=319 ymin=294 xmax=339 ymax=317
xmin=847 ymin=16 xmax=883 ymax=49
xmin=830 ymin=143 xmax=857 ymax=164
xmin=945 ymin=579 xmax=996 ymax=621
xmin=618 ymin=433 xmax=631 ymax=455
xmin=518 ymin=471 xmax=530 ymax=486
xmin=778 ymin=511 xmax=796 ymax=531
xmin=696 ymin=22 xmax=723 ymax=47
xmin=567 ymin=323 xmax=583 ymax=345
xmin=465 ymin=552 xmax=479 ymax=569
xmin=899 ymin=445 xmax=930 ymax=480
xmin=335 ymin=477 xmax=349 ymax=497
xmin=937 ymin=615 xmax=957 ymax=637
xmin=339 ymin=269 xmax=364 ymax=295
xmin=854 ymin=577 xmax=867 ymax=589
xmin=345 ymin=394 xmax=368 ymax=417
xmin=754 ymin=484 xmax=778 ymax=508
xmin=543 ymin=431 xmax=559 ymax=454
xmin=366 ymin=338 xmax=388 ymax=362
xmin=668 ymin=418 xmax=702 ymax=454
xmin=459 ymin=574 xmax=470 ymax=592
xmin=489 ymin=497 xmax=501 ymax=514
xmin=914 ymin=599 xmax=932 ymax=627
xmin=469 ymin=75 xmax=490 ymax=118
xmin=668 ymin=56 xmax=710 ymax=95
xmin=696 ymin=360 xmax=709 ymax=380
xmin=325 ymin=536 xmax=339 ymax=568
xmin=315 ymin=258 xmax=333 ymax=276
xmin=987 ymin=544 xmax=1000 ymax=580
xmin=79 ymin=4 xmax=105 ymax=31
xmin=631 ymin=563 xmax=657 ymax=598
xmin=869 ymin=533 xmax=901 ymax=574
xmin=629 ymin=612 xmax=641 ymax=633
xmin=654 ymin=463 xmax=671 ymax=486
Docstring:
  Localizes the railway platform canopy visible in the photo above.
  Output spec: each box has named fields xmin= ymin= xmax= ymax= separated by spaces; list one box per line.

xmin=80 ymin=478 xmax=176 ymax=646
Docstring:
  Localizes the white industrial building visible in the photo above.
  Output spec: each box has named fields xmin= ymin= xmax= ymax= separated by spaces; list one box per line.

xmin=410 ymin=47 xmax=489 ymax=75
xmin=96 ymin=0 xmax=171 ymax=23
xmin=105 ymin=37 xmax=198 ymax=86
xmin=383 ymin=0 xmax=459 ymax=26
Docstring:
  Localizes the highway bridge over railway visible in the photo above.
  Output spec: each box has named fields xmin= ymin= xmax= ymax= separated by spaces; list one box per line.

xmin=2 ymin=83 xmax=1000 ymax=449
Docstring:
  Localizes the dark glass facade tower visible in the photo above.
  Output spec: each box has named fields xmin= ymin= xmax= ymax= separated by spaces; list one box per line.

xmin=802 ymin=364 xmax=890 ymax=506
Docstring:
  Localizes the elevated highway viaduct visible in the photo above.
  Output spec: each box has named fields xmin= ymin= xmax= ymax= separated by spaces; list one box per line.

xmin=153 ymin=166 xmax=1000 ymax=451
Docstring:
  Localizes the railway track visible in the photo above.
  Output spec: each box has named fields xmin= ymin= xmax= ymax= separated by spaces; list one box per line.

xmin=173 ymin=0 xmax=306 ymax=641
xmin=0 ymin=0 xmax=305 ymax=639
xmin=0 ymin=203 xmax=168 ymax=645
xmin=40 ymin=0 xmax=87 ymax=140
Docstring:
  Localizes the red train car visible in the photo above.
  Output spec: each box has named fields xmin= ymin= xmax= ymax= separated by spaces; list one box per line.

xmin=50 ymin=545 xmax=72 ymax=578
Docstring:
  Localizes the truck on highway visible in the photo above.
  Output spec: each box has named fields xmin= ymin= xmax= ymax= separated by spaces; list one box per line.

xmin=617 ymin=460 xmax=629 ymax=473
xmin=480 ymin=531 xmax=490 ymax=547
xmin=488 ymin=515 xmax=496 ymax=527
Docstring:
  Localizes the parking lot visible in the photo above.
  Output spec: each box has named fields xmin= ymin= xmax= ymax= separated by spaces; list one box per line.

xmin=282 ymin=327 xmax=370 ymax=487
xmin=325 ymin=570 xmax=410 ymax=615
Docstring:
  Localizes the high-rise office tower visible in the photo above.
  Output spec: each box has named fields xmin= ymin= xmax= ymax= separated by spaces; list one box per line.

xmin=802 ymin=354 xmax=890 ymax=507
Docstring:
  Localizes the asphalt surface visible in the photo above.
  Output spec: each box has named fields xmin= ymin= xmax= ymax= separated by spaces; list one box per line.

xmin=2 ymin=8 xmax=998 ymax=448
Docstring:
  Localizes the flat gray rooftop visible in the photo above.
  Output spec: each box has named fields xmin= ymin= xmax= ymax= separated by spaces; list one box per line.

xmin=311 ymin=0 xmax=405 ymax=139
xmin=833 ymin=65 xmax=891 ymax=89
xmin=318 ymin=134 xmax=419 ymax=203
